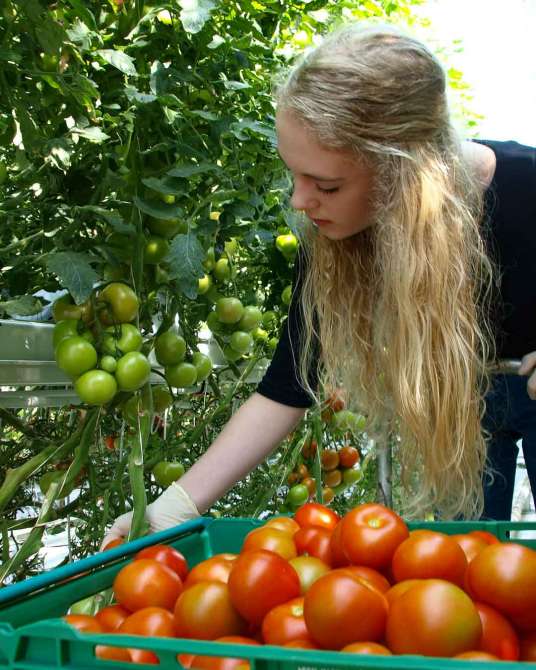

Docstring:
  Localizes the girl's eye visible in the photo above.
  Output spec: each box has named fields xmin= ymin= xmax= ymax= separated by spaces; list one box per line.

xmin=316 ymin=185 xmax=339 ymax=194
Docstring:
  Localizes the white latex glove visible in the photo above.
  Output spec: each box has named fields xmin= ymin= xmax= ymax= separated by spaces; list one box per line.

xmin=101 ymin=482 xmax=200 ymax=550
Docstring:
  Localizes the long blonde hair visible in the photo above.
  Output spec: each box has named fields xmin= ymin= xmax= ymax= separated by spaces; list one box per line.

xmin=275 ymin=24 xmax=496 ymax=519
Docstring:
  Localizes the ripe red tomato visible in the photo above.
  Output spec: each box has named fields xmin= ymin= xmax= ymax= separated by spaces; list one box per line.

xmin=385 ymin=579 xmax=422 ymax=607
xmin=95 ymin=645 xmax=131 ymax=661
xmin=474 ymin=602 xmax=519 ymax=660
xmin=241 ymin=527 xmax=297 ymax=560
xmin=453 ymin=651 xmax=499 ymax=660
xmin=95 ymin=604 xmax=129 ymax=631
xmin=129 ymin=649 xmax=159 ymax=664
xmin=450 ymin=533 xmax=488 ymax=563
xmin=342 ymin=566 xmax=391 ymax=593
xmin=263 ymin=516 xmax=300 ymax=536
xmin=102 ymin=538 xmax=123 ymax=551
xmin=189 ymin=636 xmax=259 ymax=670
xmin=520 ymin=631 xmax=536 ymax=662
xmin=510 ymin=607 xmax=536 ymax=633
xmin=469 ymin=530 xmax=500 ymax=545
xmin=339 ymin=446 xmax=359 ymax=468
xmin=64 ymin=614 xmax=104 ymax=633
xmin=118 ymin=607 xmax=176 ymax=637
xmin=288 ymin=556 xmax=330 ymax=594
xmin=320 ymin=449 xmax=340 ymax=471
xmin=113 ymin=558 xmax=183 ymax=612
xmin=466 ymin=543 xmax=536 ymax=617
xmin=228 ymin=550 xmax=301 ymax=626
xmin=174 ymin=581 xmax=247 ymax=640
xmin=385 ymin=579 xmax=482 ymax=657
xmin=283 ymin=639 xmax=320 ymax=649
xmin=341 ymin=642 xmax=392 ymax=655
xmin=329 ymin=522 xmax=349 ymax=567
xmin=294 ymin=526 xmax=333 ymax=566
xmin=339 ymin=503 xmax=409 ymax=570
xmin=391 ymin=530 xmax=467 ymax=587
xmin=184 ymin=554 xmax=237 ymax=588
xmin=303 ymin=569 xmax=388 ymax=649
xmin=135 ymin=544 xmax=188 ymax=580
xmin=261 ymin=597 xmax=311 ymax=646
xmin=294 ymin=503 xmax=339 ymax=531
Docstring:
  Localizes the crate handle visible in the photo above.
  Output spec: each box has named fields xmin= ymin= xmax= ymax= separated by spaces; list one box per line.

xmin=0 ymin=516 xmax=211 ymax=607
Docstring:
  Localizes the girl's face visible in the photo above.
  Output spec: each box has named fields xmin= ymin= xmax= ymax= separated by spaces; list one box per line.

xmin=276 ymin=110 xmax=375 ymax=240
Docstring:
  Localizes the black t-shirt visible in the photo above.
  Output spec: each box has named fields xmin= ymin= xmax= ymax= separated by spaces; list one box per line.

xmin=257 ymin=139 xmax=536 ymax=408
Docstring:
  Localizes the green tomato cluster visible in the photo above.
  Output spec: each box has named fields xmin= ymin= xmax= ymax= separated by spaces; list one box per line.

xmin=155 ymin=330 xmax=213 ymax=389
xmin=53 ymin=283 xmax=150 ymax=406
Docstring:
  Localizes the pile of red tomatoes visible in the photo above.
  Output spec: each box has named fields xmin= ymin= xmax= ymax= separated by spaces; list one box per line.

xmin=64 ymin=502 xmax=536 ymax=665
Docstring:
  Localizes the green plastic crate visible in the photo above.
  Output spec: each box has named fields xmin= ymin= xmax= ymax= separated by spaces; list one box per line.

xmin=0 ymin=517 xmax=535 ymax=670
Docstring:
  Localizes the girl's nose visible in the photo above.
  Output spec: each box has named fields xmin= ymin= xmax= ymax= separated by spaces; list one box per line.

xmin=290 ymin=180 xmax=320 ymax=211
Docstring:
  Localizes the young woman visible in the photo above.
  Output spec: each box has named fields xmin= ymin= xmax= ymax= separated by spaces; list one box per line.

xmin=103 ymin=24 xmax=536 ymax=544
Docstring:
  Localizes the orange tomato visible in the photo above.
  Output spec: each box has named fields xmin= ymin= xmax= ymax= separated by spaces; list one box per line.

xmin=450 ymin=533 xmax=488 ymax=564
xmin=95 ymin=604 xmax=130 ymax=632
xmin=474 ymin=602 xmax=519 ymax=660
xmin=391 ymin=531 xmax=467 ymax=587
xmin=64 ymin=614 xmax=104 ymax=633
xmin=190 ymin=636 xmax=259 ymax=670
xmin=261 ymin=597 xmax=311 ymax=646
xmin=341 ymin=642 xmax=391 ymax=655
xmin=113 ymin=558 xmax=183 ymax=612
xmin=185 ymin=554 xmax=237 ymax=588
xmin=294 ymin=503 xmax=339 ymax=531
xmin=118 ymin=606 xmax=176 ymax=637
xmin=241 ymin=527 xmax=297 ymax=560
xmin=263 ymin=517 xmax=300 ymax=536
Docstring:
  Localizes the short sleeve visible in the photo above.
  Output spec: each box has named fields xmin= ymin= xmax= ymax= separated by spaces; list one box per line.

xmin=256 ymin=251 xmax=318 ymax=407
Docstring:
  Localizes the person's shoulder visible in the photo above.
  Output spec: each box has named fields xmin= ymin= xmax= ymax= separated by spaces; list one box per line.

xmin=473 ymin=138 xmax=536 ymax=164
xmin=473 ymin=139 xmax=536 ymax=187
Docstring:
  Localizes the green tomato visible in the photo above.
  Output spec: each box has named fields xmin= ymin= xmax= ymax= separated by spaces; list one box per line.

xmin=75 ymin=369 xmax=117 ymax=405
xmin=98 ymin=283 xmax=139 ymax=325
xmin=155 ymin=331 xmax=186 ymax=366
xmin=216 ymin=297 xmax=244 ymax=324
xmin=100 ymin=355 xmax=118 ymax=373
xmin=166 ymin=362 xmax=197 ymax=388
xmin=229 ymin=331 xmax=253 ymax=355
xmin=192 ymin=352 xmax=213 ymax=381
xmin=198 ymin=274 xmax=212 ymax=295
xmin=0 ymin=162 xmax=7 ymax=185
xmin=287 ymin=484 xmax=309 ymax=508
xmin=156 ymin=9 xmax=172 ymax=24
xmin=203 ymin=247 xmax=216 ymax=272
xmin=155 ymin=265 xmax=170 ymax=285
xmin=275 ymin=233 xmax=298 ymax=259
xmin=213 ymin=257 xmax=231 ymax=284
xmin=152 ymin=385 xmax=173 ymax=413
xmin=342 ymin=468 xmax=363 ymax=486
xmin=152 ymin=461 xmax=185 ymax=488
xmin=147 ymin=216 xmax=187 ymax=238
xmin=224 ymin=238 xmax=238 ymax=257
xmin=39 ymin=470 xmax=75 ymax=498
xmin=223 ymin=345 xmax=242 ymax=363
xmin=252 ymin=327 xmax=269 ymax=343
xmin=55 ymin=337 xmax=98 ymax=378
xmin=144 ymin=235 xmax=170 ymax=265
xmin=267 ymin=337 xmax=279 ymax=351
xmin=158 ymin=193 xmax=176 ymax=204
xmin=103 ymin=323 xmax=142 ymax=356
xmin=53 ymin=319 xmax=80 ymax=350
xmin=281 ymin=284 xmax=293 ymax=306
xmin=238 ymin=306 xmax=262 ymax=332
xmin=331 ymin=410 xmax=366 ymax=434
xmin=52 ymin=295 xmax=93 ymax=324
xmin=115 ymin=352 xmax=151 ymax=392
xmin=261 ymin=310 xmax=278 ymax=330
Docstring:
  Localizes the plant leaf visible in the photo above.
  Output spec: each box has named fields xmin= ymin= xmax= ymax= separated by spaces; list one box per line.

xmin=166 ymin=234 xmax=205 ymax=299
xmin=0 ymin=296 xmax=43 ymax=318
xmin=178 ymin=0 xmax=217 ymax=34
xmin=96 ymin=49 xmax=137 ymax=76
xmin=133 ymin=196 xmax=184 ymax=220
xmin=45 ymin=252 xmax=99 ymax=304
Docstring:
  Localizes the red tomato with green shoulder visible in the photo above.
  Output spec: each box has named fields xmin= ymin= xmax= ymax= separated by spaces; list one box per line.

xmin=303 ymin=568 xmax=388 ymax=649
xmin=174 ymin=581 xmax=247 ymax=640
xmin=261 ymin=597 xmax=311 ymax=646
xmin=228 ymin=550 xmax=301 ymax=626
xmin=466 ymin=542 xmax=536 ymax=618
xmin=385 ymin=579 xmax=482 ymax=657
